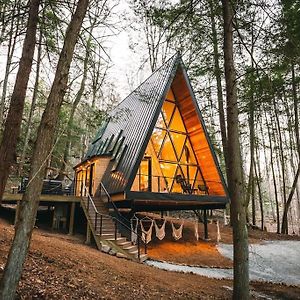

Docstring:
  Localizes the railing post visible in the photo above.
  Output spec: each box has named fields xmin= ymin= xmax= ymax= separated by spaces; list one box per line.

xmin=158 ymin=176 xmax=160 ymax=192
xmin=114 ymin=222 xmax=117 ymax=240
xmin=95 ymin=213 xmax=98 ymax=231
xmin=100 ymin=215 xmax=103 ymax=236
xmin=137 ymin=234 xmax=140 ymax=261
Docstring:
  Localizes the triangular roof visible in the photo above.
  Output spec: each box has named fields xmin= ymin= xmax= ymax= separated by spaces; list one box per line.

xmin=81 ymin=54 xmax=228 ymax=198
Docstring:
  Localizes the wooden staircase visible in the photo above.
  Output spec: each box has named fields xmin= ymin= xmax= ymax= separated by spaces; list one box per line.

xmin=81 ymin=187 xmax=147 ymax=263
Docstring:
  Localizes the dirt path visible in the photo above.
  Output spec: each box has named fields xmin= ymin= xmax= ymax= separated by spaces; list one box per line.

xmin=0 ymin=219 xmax=299 ymax=299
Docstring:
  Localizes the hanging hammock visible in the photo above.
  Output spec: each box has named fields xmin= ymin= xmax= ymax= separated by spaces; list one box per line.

xmin=130 ymin=215 xmax=139 ymax=245
xmin=171 ymin=221 xmax=184 ymax=241
xmin=194 ymin=219 xmax=199 ymax=241
xmin=140 ymin=220 xmax=154 ymax=244
xmin=216 ymin=220 xmax=221 ymax=243
xmin=154 ymin=219 xmax=166 ymax=240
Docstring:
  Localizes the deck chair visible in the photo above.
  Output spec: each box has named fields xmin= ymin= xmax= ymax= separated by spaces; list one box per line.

xmin=175 ymin=175 xmax=192 ymax=194
xmin=198 ymin=184 xmax=209 ymax=195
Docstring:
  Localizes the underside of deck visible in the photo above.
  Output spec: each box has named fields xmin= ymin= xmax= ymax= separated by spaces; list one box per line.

xmin=112 ymin=191 xmax=228 ymax=212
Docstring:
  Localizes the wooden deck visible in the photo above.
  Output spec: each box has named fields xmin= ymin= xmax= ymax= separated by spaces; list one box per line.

xmin=1 ymin=193 xmax=81 ymax=204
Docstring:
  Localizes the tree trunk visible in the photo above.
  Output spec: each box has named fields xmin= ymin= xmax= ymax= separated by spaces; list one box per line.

xmin=208 ymin=0 xmax=228 ymax=173
xmin=0 ymin=1 xmax=21 ymax=126
xmin=0 ymin=0 xmax=88 ymax=298
xmin=221 ymin=1 xmax=249 ymax=299
xmin=281 ymin=64 xmax=300 ymax=234
xmin=18 ymin=29 xmax=43 ymax=176
xmin=57 ymin=31 xmax=90 ymax=180
xmin=265 ymin=110 xmax=280 ymax=233
xmin=281 ymin=163 xmax=300 ymax=234
xmin=0 ymin=0 xmax=39 ymax=203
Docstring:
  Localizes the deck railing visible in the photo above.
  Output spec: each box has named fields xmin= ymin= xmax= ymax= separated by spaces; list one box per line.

xmin=134 ymin=173 xmax=210 ymax=195
xmin=82 ymin=184 xmax=147 ymax=260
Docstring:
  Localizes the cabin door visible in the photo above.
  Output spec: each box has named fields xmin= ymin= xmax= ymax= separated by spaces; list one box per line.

xmin=139 ymin=157 xmax=152 ymax=192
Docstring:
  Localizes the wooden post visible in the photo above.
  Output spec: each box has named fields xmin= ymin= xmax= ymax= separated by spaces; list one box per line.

xmin=51 ymin=207 xmax=56 ymax=230
xmin=85 ymin=223 xmax=91 ymax=244
xmin=14 ymin=201 xmax=20 ymax=225
xmin=68 ymin=202 xmax=75 ymax=235
xmin=204 ymin=209 xmax=209 ymax=240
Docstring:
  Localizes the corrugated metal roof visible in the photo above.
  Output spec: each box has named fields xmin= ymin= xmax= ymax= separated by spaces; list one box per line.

xmin=84 ymin=53 xmax=180 ymax=194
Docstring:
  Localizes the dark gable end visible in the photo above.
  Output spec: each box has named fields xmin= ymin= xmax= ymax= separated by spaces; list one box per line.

xmin=85 ymin=54 xmax=180 ymax=194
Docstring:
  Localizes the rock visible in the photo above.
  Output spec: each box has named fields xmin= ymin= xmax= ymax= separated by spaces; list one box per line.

xmin=109 ymin=249 xmax=117 ymax=256
xmin=101 ymin=245 xmax=110 ymax=253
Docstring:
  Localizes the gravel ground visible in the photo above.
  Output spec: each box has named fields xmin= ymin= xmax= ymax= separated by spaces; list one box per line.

xmin=147 ymin=241 xmax=300 ymax=286
xmin=218 ymin=241 xmax=300 ymax=285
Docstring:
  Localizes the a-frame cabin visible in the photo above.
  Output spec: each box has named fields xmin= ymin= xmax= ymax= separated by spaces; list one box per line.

xmin=74 ymin=54 xmax=229 ymax=214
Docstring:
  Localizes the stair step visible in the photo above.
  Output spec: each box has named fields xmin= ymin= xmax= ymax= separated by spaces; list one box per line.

xmin=138 ymin=254 xmax=148 ymax=262
xmin=107 ymin=237 xmax=126 ymax=243
xmin=128 ymin=249 xmax=138 ymax=255
xmin=116 ymin=237 xmax=128 ymax=246
xmin=117 ymin=241 xmax=132 ymax=247
xmin=122 ymin=245 xmax=137 ymax=251
xmin=99 ymin=234 xmax=121 ymax=240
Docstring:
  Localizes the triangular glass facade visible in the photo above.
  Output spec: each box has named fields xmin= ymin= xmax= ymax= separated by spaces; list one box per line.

xmin=131 ymin=88 xmax=207 ymax=194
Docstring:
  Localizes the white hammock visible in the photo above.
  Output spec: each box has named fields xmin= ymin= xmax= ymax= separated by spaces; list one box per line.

xmin=216 ymin=220 xmax=221 ymax=243
xmin=194 ymin=220 xmax=199 ymax=241
xmin=140 ymin=220 xmax=153 ymax=244
xmin=171 ymin=221 xmax=184 ymax=241
xmin=130 ymin=216 xmax=138 ymax=245
xmin=154 ymin=219 xmax=166 ymax=240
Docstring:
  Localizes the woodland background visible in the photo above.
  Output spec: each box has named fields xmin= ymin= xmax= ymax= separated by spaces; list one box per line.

xmin=0 ymin=0 xmax=299 ymax=236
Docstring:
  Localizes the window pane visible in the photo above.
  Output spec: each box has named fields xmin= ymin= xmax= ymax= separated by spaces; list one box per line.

xmin=171 ymin=167 xmax=184 ymax=193
xmin=169 ymin=107 xmax=186 ymax=132
xmin=166 ymin=89 xmax=175 ymax=102
xmin=193 ymin=169 xmax=205 ymax=190
xmin=160 ymin=162 xmax=177 ymax=189
xmin=169 ymin=132 xmax=186 ymax=160
xmin=181 ymin=140 xmax=197 ymax=164
xmin=155 ymin=112 xmax=166 ymax=129
xmin=162 ymin=101 xmax=175 ymax=126
xmin=151 ymin=128 xmax=166 ymax=155
xmin=159 ymin=134 xmax=177 ymax=161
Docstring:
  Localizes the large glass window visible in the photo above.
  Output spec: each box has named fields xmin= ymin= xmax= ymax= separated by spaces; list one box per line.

xmin=132 ymin=88 xmax=206 ymax=194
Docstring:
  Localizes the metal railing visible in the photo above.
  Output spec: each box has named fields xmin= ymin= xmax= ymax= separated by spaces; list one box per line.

xmin=134 ymin=173 xmax=210 ymax=195
xmin=99 ymin=182 xmax=148 ymax=257
xmin=82 ymin=184 xmax=147 ymax=260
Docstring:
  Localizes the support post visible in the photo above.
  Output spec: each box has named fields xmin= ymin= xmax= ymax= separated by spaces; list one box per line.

xmin=14 ymin=201 xmax=20 ymax=226
xmin=85 ymin=223 xmax=91 ymax=244
xmin=204 ymin=209 xmax=209 ymax=240
xmin=68 ymin=202 xmax=75 ymax=235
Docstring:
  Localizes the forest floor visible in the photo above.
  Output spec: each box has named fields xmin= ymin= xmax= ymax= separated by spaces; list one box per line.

xmin=0 ymin=218 xmax=300 ymax=299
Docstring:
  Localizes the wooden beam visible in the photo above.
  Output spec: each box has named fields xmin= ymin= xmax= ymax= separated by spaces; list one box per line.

xmin=14 ymin=201 xmax=20 ymax=226
xmin=68 ymin=202 xmax=76 ymax=235
xmin=203 ymin=209 xmax=208 ymax=240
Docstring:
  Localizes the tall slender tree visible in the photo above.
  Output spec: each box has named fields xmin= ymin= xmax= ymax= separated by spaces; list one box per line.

xmin=0 ymin=0 xmax=40 ymax=203
xmin=0 ymin=0 xmax=89 ymax=298
xmin=221 ymin=0 xmax=249 ymax=298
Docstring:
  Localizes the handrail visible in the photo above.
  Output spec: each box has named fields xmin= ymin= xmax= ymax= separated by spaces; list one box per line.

xmin=99 ymin=182 xmax=131 ymax=224
xmin=82 ymin=183 xmax=147 ymax=260
xmin=99 ymin=182 xmax=146 ymax=245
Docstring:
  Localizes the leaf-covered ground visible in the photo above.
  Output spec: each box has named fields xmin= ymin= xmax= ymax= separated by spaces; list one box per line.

xmin=0 ymin=218 xmax=299 ymax=299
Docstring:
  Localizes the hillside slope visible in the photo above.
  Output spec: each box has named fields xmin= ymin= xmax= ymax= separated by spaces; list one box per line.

xmin=0 ymin=219 xmax=299 ymax=299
